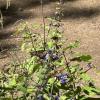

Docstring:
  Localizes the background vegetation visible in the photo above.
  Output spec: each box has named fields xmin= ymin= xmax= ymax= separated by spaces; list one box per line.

xmin=0 ymin=0 xmax=100 ymax=100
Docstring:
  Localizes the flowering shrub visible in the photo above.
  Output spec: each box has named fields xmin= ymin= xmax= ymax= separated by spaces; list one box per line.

xmin=0 ymin=0 xmax=100 ymax=100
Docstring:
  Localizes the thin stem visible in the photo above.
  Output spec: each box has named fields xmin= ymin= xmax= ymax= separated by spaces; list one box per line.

xmin=11 ymin=91 xmax=14 ymax=100
xmin=84 ymin=67 xmax=92 ymax=73
xmin=62 ymin=51 xmax=70 ymax=73
xmin=62 ymin=51 xmax=77 ymax=100
xmin=50 ymin=79 xmax=57 ymax=100
xmin=50 ymin=83 xmax=54 ymax=100
xmin=41 ymin=0 xmax=46 ymax=50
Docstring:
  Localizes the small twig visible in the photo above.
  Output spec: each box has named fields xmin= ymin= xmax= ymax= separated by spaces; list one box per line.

xmin=84 ymin=67 xmax=92 ymax=73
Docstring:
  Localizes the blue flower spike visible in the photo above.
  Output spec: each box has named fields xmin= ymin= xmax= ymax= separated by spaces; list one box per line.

xmin=56 ymin=73 xmax=68 ymax=84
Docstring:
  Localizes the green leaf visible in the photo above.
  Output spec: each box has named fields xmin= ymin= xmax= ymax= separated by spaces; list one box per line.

xmin=17 ymin=84 xmax=27 ymax=93
xmin=60 ymin=96 xmax=67 ymax=100
xmin=43 ymin=94 xmax=50 ymax=100
xmin=67 ymin=40 xmax=80 ymax=49
xmin=71 ymin=55 xmax=92 ymax=62
xmin=7 ymin=75 xmax=17 ymax=88
xmin=9 ymin=78 xmax=16 ymax=87
xmin=79 ymin=55 xmax=92 ymax=62
xmin=47 ymin=42 xmax=54 ymax=49
xmin=70 ymin=67 xmax=76 ymax=73
xmin=78 ymin=95 xmax=87 ymax=100
xmin=80 ymin=73 xmax=91 ymax=81
xmin=27 ymin=88 xmax=35 ymax=93
xmin=91 ymin=88 xmax=100 ymax=95
xmin=23 ymin=57 xmax=40 ymax=74
xmin=48 ymin=78 xmax=55 ymax=84
xmin=53 ymin=58 xmax=64 ymax=66
xmin=50 ymin=29 xmax=62 ymax=39
xmin=83 ymin=86 xmax=97 ymax=96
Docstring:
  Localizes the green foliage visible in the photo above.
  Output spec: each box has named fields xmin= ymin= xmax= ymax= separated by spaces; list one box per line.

xmin=67 ymin=40 xmax=80 ymax=49
xmin=0 ymin=0 xmax=99 ymax=100
xmin=71 ymin=54 xmax=92 ymax=62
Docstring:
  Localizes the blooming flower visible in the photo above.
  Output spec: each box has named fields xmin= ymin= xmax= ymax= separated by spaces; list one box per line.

xmin=55 ymin=96 xmax=59 ymax=100
xmin=87 ymin=63 xmax=92 ymax=68
xmin=56 ymin=73 xmax=68 ymax=84
xmin=52 ymin=54 xmax=59 ymax=60
xmin=45 ymin=53 xmax=50 ymax=61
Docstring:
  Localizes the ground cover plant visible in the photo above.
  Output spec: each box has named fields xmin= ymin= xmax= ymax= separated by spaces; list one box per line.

xmin=0 ymin=0 xmax=100 ymax=100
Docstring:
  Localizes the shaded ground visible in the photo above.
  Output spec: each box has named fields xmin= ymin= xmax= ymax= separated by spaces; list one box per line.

xmin=0 ymin=0 xmax=100 ymax=92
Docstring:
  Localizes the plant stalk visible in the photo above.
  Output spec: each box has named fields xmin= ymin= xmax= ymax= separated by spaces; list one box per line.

xmin=41 ymin=0 xmax=46 ymax=51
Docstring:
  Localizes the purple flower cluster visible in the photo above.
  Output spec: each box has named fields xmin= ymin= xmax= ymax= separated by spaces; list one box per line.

xmin=87 ymin=62 xmax=92 ymax=68
xmin=49 ymin=94 xmax=59 ymax=100
xmin=45 ymin=50 xmax=59 ymax=61
xmin=45 ymin=53 xmax=50 ymax=61
xmin=52 ymin=54 xmax=59 ymax=60
xmin=56 ymin=73 xmax=68 ymax=84
xmin=55 ymin=96 xmax=59 ymax=100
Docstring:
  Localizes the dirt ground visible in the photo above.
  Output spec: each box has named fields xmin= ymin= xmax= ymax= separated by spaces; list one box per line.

xmin=0 ymin=0 xmax=100 ymax=89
